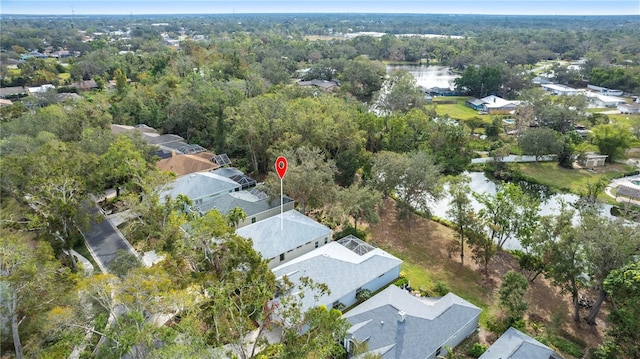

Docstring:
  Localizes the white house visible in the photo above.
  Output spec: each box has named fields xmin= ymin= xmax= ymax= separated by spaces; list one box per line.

xmin=578 ymin=153 xmax=608 ymax=168
xmin=584 ymin=92 xmax=626 ymax=108
xmin=541 ymin=83 xmax=580 ymax=96
xmin=479 ymin=95 xmax=520 ymax=114
xmin=236 ymin=210 xmax=332 ymax=268
xmin=618 ymin=97 xmax=640 ymax=114
xmin=272 ymin=235 xmax=402 ymax=312
xmin=480 ymin=327 xmax=563 ymax=359
xmin=587 ymin=84 xmax=623 ymax=96
xmin=343 ymin=285 xmax=481 ymax=359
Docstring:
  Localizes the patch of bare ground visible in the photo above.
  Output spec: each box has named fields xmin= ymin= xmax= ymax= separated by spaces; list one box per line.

xmin=367 ymin=198 xmax=606 ymax=357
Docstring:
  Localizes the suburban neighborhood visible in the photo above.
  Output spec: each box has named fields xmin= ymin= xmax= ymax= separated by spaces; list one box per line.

xmin=1 ymin=7 xmax=640 ymax=359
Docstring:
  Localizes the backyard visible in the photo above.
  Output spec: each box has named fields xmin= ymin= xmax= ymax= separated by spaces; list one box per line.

xmin=367 ymin=198 xmax=606 ymax=358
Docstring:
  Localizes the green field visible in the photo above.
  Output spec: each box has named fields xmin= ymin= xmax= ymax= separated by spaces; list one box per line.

xmin=434 ymin=96 xmax=492 ymax=122
xmin=511 ymin=162 xmax=635 ymax=195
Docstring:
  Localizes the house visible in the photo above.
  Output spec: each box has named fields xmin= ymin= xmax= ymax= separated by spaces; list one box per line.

xmin=26 ymin=84 xmax=56 ymax=95
xmin=0 ymin=86 xmax=26 ymax=99
xmin=343 ymin=285 xmax=481 ymax=359
xmin=465 ymin=98 xmax=486 ymax=111
xmin=110 ymin=124 xmax=159 ymax=136
xmin=164 ymin=172 xmax=242 ymax=205
xmin=541 ymin=84 xmax=580 ymax=96
xmin=237 ymin=210 xmax=332 ymax=268
xmin=584 ymin=92 xmax=626 ymax=108
xmin=70 ymin=79 xmax=99 ymax=91
xmin=272 ymin=235 xmax=402 ymax=312
xmin=0 ymin=99 xmax=13 ymax=107
xmin=587 ymin=84 xmax=623 ymax=96
xmin=427 ymin=87 xmax=459 ymax=96
xmin=156 ymin=152 xmax=220 ymax=176
xmin=296 ymin=79 xmax=340 ymax=91
xmin=480 ymin=95 xmax=520 ymax=114
xmin=578 ymin=153 xmax=608 ymax=168
xmin=479 ymin=327 xmax=563 ymax=359
xmin=195 ymin=190 xmax=295 ymax=227
xmin=618 ymin=97 xmax=640 ymax=114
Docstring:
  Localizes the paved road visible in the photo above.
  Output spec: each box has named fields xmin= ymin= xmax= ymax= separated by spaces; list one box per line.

xmin=83 ymin=204 xmax=137 ymax=273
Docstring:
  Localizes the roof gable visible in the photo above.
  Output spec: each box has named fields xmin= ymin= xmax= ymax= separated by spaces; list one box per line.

xmin=166 ymin=172 xmax=241 ymax=201
xmin=345 ymin=285 xmax=481 ymax=359
xmin=237 ymin=210 xmax=332 ymax=260
xmin=156 ymin=153 xmax=219 ymax=176
xmin=272 ymin=241 xmax=401 ymax=313
xmin=479 ymin=327 xmax=563 ymax=359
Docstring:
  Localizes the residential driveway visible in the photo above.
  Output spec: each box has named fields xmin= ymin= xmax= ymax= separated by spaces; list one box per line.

xmin=83 ymin=204 xmax=137 ymax=273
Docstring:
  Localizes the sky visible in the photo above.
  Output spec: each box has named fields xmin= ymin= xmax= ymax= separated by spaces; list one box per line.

xmin=1 ymin=0 xmax=639 ymax=16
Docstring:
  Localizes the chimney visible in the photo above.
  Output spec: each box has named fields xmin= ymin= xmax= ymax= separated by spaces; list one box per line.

xmin=397 ymin=310 xmax=406 ymax=323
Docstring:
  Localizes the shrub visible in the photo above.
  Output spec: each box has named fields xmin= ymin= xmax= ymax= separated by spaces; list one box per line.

xmin=333 ymin=302 xmax=346 ymax=312
xmin=333 ymin=225 xmax=367 ymax=241
xmin=433 ymin=280 xmax=451 ymax=296
xmin=546 ymin=335 xmax=583 ymax=358
xmin=468 ymin=343 xmax=488 ymax=358
xmin=356 ymin=289 xmax=372 ymax=302
xmin=394 ymin=277 xmax=409 ymax=288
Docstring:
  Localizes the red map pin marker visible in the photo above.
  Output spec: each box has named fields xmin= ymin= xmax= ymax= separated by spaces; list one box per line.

xmin=275 ymin=156 xmax=288 ymax=180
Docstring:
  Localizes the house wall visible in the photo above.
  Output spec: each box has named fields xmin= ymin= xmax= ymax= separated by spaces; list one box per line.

xmin=333 ymin=264 xmax=401 ymax=309
xmin=425 ymin=312 xmax=481 ymax=359
xmin=237 ymin=200 xmax=295 ymax=228
xmin=267 ymin=234 xmax=332 ymax=269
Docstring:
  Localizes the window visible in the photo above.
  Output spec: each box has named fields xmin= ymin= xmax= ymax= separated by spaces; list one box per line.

xmin=280 ymin=253 xmax=285 ymax=262
xmin=324 ymin=237 xmax=328 ymax=244
xmin=251 ymin=217 xmax=256 ymax=223
xmin=315 ymin=241 xmax=319 ymax=248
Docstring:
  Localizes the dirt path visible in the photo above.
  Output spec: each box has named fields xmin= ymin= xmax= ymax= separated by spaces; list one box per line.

xmin=366 ymin=198 xmax=606 ymax=355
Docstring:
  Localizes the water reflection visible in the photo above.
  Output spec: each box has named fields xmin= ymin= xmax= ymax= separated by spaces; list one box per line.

xmin=429 ymin=172 xmax=616 ymax=250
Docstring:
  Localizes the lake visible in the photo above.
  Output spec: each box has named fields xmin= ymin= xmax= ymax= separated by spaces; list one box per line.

xmin=386 ymin=64 xmax=459 ymax=89
xmin=428 ymin=172 xmax=616 ymax=250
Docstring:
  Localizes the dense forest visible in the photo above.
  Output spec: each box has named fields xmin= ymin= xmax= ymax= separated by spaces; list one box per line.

xmin=1 ymin=13 xmax=640 ymax=359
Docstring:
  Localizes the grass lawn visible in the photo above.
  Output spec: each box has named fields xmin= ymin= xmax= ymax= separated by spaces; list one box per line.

xmin=58 ymin=72 xmax=71 ymax=81
xmin=434 ymin=97 xmax=492 ymax=122
xmin=608 ymin=113 xmax=640 ymax=128
xmin=510 ymin=162 xmax=635 ymax=194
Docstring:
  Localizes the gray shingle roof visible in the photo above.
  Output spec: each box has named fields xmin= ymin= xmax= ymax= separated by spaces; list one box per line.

xmin=617 ymin=185 xmax=640 ymax=200
xmin=479 ymin=327 xmax=563 ymax=359
xmin=196 ymin=190 xmax=271 ymax=216
xmin=237 ymin=210 xmax=331 ymax=260
xmin=272 ymin=241 xmax=402 ymax=313
xmin=165 ymin=172 xmax=241 ymax=201
xmin=345 ymin=285 xmax=481 ymax=359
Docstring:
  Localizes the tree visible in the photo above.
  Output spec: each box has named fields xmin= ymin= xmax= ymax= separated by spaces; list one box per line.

xmin=0 ymin=233 xmax=70 ymax=358
xmin=337 ymin=184 xmax=382 ymax=231
xmin=597 ymin=262 xmax=640 ymax=358
xmin=591 ymin=123 xmax=634 ymax=162
xmin=474 ymin=183 xmax=540 ymax=251
xmin=447 ymin=175 xmax=474 ymax=266
xmin=99 ymin=135 xmax=151 ymax=196
xmin=454 ymin=65 xmax=502 ymax=98
xmin=373 ymin=69 xmax=426 ymax=114
xmin=369 ymin=150 xmax=407 ymax=199
xmin=499 ymin=270 xmax=529 ymax=324
xmin=466 ymin=215 xmax=496 ymax=275
xmin=542 ymin=206 xmax=587 ymax=322
xmin=579 ymin=211 xmax=640 ymax=325
xmin=341 ymin=56 xmax=386 ymax=101
xmin=517 ymin=127 xmax=561 ymax=162
xmin=396 ymin=151 xmax=443 ymax=220
xmin=266 ymin=147 xmax=337 ymax=215
xmin=226 ymin=207 xmax=247 ymax=229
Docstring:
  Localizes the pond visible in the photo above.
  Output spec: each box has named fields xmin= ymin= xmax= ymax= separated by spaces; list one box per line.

xmin=386 ymin=64 xmax=459 ymax=89
xmin=428 ymin=172 xmax=616 ymax=250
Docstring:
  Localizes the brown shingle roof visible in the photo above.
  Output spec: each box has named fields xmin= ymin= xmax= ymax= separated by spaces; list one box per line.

xmin=156 ymin=153 xmax=220 ymax=176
